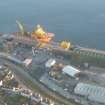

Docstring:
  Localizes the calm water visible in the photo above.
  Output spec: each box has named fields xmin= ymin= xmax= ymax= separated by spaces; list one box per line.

xmin=0 ymin=0 xmax=105 ymax=50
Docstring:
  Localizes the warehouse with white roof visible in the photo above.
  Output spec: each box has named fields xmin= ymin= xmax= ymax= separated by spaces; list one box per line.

xmin=62 ymin=65 xmax=80 ymax=77
xmin=74 ymin=82 xmax=105 ymax=104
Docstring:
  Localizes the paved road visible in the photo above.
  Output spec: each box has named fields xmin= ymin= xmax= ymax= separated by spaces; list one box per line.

xmin=40 ymin=73 xmax=77 ymax=100
xmin=0 ymin=52 xmax=78 ymax=105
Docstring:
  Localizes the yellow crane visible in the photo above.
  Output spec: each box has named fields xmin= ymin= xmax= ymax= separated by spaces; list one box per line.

xmin=60 ymin=40 xmax=71 ymax=50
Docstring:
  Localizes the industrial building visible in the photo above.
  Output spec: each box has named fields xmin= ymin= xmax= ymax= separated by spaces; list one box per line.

xmin=74 ymin=82 xmax=105 ymax=104
xmin=45 ymin=59 xmax=56 ymax=68
xmin=23 ymin=58 xmax=32 ymax=67
xmin=62 ymin=65 xmax=80 ymax=77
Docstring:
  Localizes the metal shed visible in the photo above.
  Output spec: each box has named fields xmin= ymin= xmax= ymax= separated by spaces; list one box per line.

xmin=74 ymin=82 xmax=105 ymax=104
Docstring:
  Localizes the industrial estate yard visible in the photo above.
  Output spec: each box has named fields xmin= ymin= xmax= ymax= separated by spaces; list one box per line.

xmin=0 ymin=24 xmax=105 ymax=105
